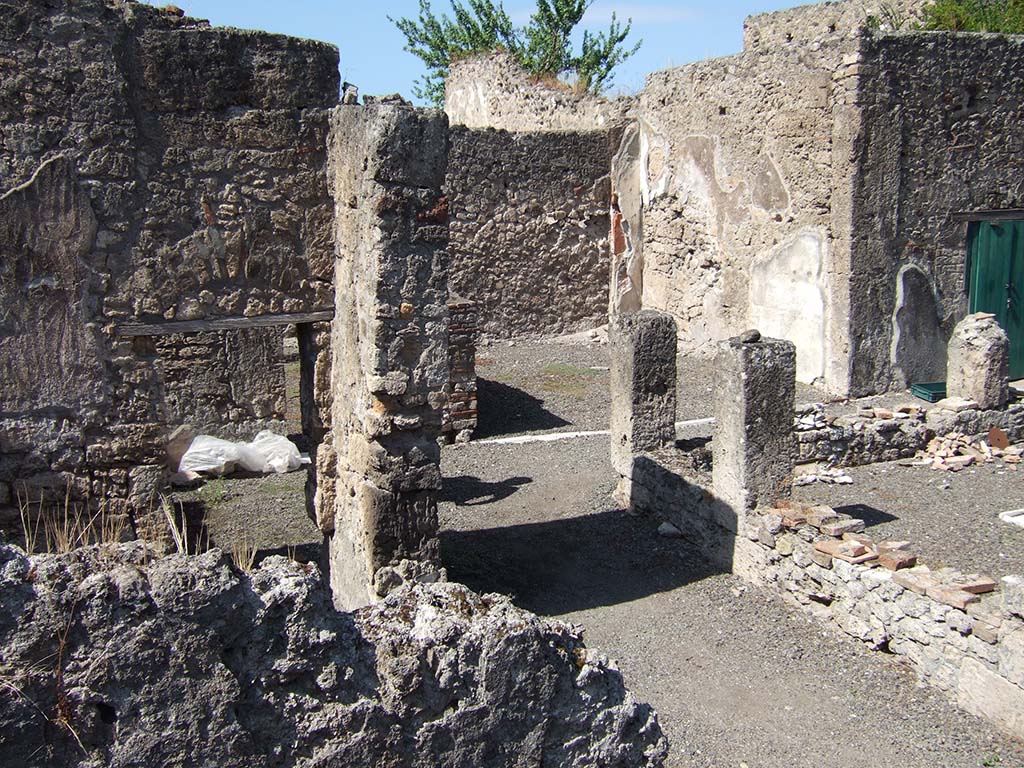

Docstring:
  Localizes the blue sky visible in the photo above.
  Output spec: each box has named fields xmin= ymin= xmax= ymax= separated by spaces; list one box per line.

xmin=170 ymin=1 xmax=813 ymax=101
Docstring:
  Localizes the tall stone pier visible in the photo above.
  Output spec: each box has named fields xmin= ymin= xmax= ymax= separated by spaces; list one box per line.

xmin=610 ymin=310 xmax=678 ymax=493
xmin=325 ymin=105 xmax=450 ymax=609
xmin=712 ymin=333 xmax=796 ymax=520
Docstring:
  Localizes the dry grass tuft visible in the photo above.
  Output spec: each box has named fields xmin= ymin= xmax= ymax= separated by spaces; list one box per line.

xmin=17 ymin=484 xmax=128 ymax=556
xmin=231 ymin=536 xmax=258 ymax=574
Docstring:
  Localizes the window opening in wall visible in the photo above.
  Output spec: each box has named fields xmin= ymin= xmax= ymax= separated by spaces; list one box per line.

xmin=161 ymin=323 xmax=321 ymax=564
xmin=967 ymin=219 xmax=1024 ymax=378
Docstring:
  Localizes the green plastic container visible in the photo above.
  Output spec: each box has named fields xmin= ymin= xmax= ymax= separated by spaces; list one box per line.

xmin=910 ymin=381 xmax=947 ymax=403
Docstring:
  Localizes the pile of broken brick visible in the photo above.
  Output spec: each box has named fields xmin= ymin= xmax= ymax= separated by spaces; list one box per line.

xmin=762 ymin=500 xmax=998 ymax=612
xmin=906 ymin=426 xmax=1022 ymax=472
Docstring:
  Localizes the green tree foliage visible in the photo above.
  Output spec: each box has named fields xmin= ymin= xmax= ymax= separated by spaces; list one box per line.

xmin=920 ymin=0 xmax=1024 ymax=33
xmin=390 ymin=0 xmax=641 ymax=106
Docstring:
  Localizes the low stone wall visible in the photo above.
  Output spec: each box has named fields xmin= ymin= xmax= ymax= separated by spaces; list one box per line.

xmin=0 ymin=543 xmax=669 ymax=767
xmin=741 ymin=504 xmax=1024 ymax=740
xmin=795 ymin=401 xmax=1024 ymax=467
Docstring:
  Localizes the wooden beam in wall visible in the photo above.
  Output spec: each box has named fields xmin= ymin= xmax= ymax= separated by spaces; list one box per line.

xmin=951 ymin=209 xmax=1024 ymax=223
xmin=114 ymin=310 xmax=335 ymax=337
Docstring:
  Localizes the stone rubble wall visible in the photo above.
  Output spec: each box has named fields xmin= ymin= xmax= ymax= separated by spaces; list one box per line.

xmin=445 ymin=51 xmax=633 ymax=131
xmin=742 ymin=0 xmax=927 ymax=51
xmin=740 ymin=506 xmax=1024 ymax=742
xmin=153 ymin=328 xmax=287 ymax=430
xmin=447 ymin=126 xmax=615 ymax=337
xmin=0 ymin=543 xmax=668 ymax=767
xmin=853 ymin=31 xmax=1024 ymax=392
xmin=324 ymin=105 xmax=450 ymax=609
xmin=0 ymin=0 xmax=338 ymax=528
xmin=795 ymin=401 xmax=1024 ymax=467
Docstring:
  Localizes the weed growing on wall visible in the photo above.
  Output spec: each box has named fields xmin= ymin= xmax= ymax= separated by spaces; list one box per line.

xmin=921 ymin=0 xmax=1024 ymax=32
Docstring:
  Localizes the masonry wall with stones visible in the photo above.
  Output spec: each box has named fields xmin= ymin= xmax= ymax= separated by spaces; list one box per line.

xmin=742 ymin=504 xmax=1024 ymax=742
xmin=851 ymin=31 xmax=1024 ymax=393
xmin=445 ymin=51 xmax=633 ymax=131
xmin=618 ymin=3 xmax=863 ymax=394
xmin=447 ymin=127 xmax=616 ymax=337
xmin=0 ymin=0 xmax=338 ymax=529
xmin=614 ymin=0 xmax=1024 ymax=397
xmin=323 ymin=104 xmax=451 ymax=609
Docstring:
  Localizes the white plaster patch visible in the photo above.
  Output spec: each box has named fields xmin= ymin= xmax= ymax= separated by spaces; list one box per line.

xmin=748 ymin=229 xmax=827 ymax=384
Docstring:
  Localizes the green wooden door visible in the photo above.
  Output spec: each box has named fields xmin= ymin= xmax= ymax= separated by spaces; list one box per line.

xmin=968 ymin=220 xmax=1024 ymax=379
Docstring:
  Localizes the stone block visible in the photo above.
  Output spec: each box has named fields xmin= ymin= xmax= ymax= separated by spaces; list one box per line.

xmin=1002 ymin=575 xmax=1024 ymax=620
xmin=946 ymin=313 xmax=1009 ymax=409
xmin=958 ymin=658 xmax=1024 ymax=741
xmin=998 ymin=625 xmax=1024 ymax=688
xmin=610 ymin=311 xmax=677 ymax=477
xmin=712 ymin=335 xmax=796 ymax=516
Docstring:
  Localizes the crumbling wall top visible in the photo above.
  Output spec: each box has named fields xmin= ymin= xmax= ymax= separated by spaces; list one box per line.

xmin=445 ymin=51 xmax=633 ymax=131
xmin=742 ymin=0 xmax=928 ymax=53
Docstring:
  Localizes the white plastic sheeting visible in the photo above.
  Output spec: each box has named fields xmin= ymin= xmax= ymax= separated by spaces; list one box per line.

xmin=178 ymin=431 xmax=310 ymax=476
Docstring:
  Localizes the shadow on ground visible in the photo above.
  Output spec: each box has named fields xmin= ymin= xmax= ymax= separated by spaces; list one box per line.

xmin=441 ymin=506 xmax=724 ymax=616
xmin=442 ymin=475 xmax=533 ymax=506
xmin=834 ymin=503 xmax=898 ymax=528
xmin=474 ymin=378 xmax=571 ymax=438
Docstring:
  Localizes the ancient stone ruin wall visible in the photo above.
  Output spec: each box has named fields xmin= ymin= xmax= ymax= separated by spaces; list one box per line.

xmin=447 ymin=127 xmax=615 ymax=337
xmin=445 ymin=51 xmax=633 ymax=131
xmin=0 ymin=0 xmax=338 ymax=526
xmin=850 ymin=31 xmax=1024 ymax=393
xmin=324 ymin=104 xmax=450 ymax=609
xmin=631 ymin=26 xmax=855 ymax=392
xmin=0 ymin=544 xmax=668 ymax=767
xmin=742 ymin=0 xmax=926 ymax=51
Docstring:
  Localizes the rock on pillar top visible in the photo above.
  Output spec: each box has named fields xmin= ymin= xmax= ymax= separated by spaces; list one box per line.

xmin=610 ymin=310 xmax=677 ymax=478
xmin=712 ymin=331 xmax=796 ymax=519
xmin=947 ymin=313 xmax=1010 ymax=410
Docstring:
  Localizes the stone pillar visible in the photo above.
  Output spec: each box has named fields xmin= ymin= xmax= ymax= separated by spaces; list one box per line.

xmin=712 ymin=332 xmax=796 ymax=522
xmin=610 ymin=310 xmax=677 ymax=481
xmin=324 ymin=104 xmax=450 ymax=610
xmin=947 ymin=313 xmax=1009 ymax=409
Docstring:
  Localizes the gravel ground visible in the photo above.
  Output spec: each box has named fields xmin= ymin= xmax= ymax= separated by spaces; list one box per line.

xmin=474 ymin=338 xmax=825 ymax=438
xmin=441 ymin=336 xmax=1024 ymax=767
xmin=440 ymin=437 xmax=1024 ymax=768
xmin=796 ymin=459 xmax=1024 ymax=578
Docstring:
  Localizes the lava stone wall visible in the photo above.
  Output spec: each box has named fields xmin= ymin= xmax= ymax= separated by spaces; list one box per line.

xmin=849 ymin=31 xmax=1024 ymax=394
xmin=0 ymin=0 xmax=338 ymax=525
xmin=447 ymin=126 xmax=615 ymax=337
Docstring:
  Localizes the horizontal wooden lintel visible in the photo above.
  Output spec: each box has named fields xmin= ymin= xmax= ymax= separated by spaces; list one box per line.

xmin=114 ymin=310 xmax=334 ymax=337
xmin=950 ymin=209 xmax=1024 ymax=223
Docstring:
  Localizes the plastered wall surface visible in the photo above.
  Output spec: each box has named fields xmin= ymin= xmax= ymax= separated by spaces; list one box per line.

xmin=447 ymin=127 xmax=615 ymax=337
xmin=633 ymin=34 xmax=850 ymax=390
